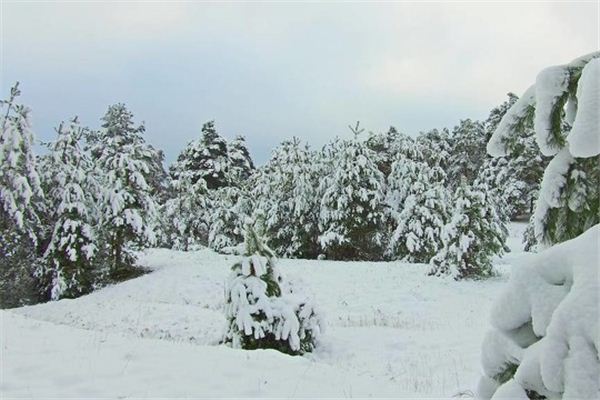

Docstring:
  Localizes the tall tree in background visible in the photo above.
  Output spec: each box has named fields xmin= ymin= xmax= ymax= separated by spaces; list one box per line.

xmin=40 ymin=118 xmax=98 ymax=300
xmin=318 ymin=124 xmax=386 ymax=260
xmin=447 ymin=119 xmax=487 ymax=188
xmin=0 ymin=83 xmax=44 ymax=307
xmin=93 ymin=104 xmax=159 ymax=276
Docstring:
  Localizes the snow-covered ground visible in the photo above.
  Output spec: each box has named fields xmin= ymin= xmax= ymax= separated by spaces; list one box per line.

xmin=1 ymin=224 xmax=528 ymax=398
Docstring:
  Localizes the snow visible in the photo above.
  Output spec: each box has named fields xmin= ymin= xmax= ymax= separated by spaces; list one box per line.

xmin=480 ymin=224 xmax=600 ymax=399
xmin=568 ymin=58 xmax=600 ymax=158
xmin=1 ymin=224 xmax=530 ymax=398
xmin=534 ymin=65 xmax=570 ymax=156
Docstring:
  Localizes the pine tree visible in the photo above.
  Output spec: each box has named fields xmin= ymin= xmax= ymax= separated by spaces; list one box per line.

xmin=40 ymin=117 xmax=98 ymax=300
xmin=429 ymin=179 xmax=508 ymax=280
xmin=0 ymin=83 xmax=44 ymax=307
xmin=318 ymin=124 xmax=386 ymax=260
xmin=447 ymin=119 xmax=488 ymax=188
xmin=480 ymin=52 xmax=600 ymax=400
xmin=365 ymin=126 xmax=417 ymax=177
xmin=415 ymin=128 xmax=452 ymax=170
xmin=171 ymin=121 xmax=230 ymax=189
xmin=223 ymin=220 xmax=323 ymax=355
xmin=207 ymin=185 xmax=251 ymax=252
xmin=163 ymin=174 xmax=209 ymax=250
xmin=228 ymin=135 xmax=255 ymax=183
xmin=488 ymin=52 xmax=599 ymax=248
xmin=253 ymin=138 xmax=320 ymax=258
xmin=93 ymin=104 xmax=159 ymax=276
xmin=386 ymin=156 xmax=449 ymax=262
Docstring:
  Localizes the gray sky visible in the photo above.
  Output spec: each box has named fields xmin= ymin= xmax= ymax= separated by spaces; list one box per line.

xmin=1 ymin=1 xmax=598 ymax=165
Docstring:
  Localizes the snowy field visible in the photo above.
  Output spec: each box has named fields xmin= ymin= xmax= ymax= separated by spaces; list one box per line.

xmin=1 ymin=224 xmax=527 ymax=398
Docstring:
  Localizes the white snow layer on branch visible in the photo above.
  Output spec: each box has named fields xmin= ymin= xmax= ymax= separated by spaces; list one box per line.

xmin=480 ymin=225 xmax=600 ymax=399
xmin=487 ymin=85 xmax=536 ymax=157
xmin=568 ymin=58 xmax=600 ymax=158
xmin=534 ymin=65 xmax=570 ymax=156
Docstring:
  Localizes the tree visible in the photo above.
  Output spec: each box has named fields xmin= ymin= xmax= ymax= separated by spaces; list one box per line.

xmin=163 ymin=174 xmax=209 ymax=250
xmin=447 ymin=119 xmax=487 ymax=188
xmin=207 ymin=185 xmax=251 ymax=252
xmin=228 ymin=135 xmax=255 ymax=183
xmin=488 ymin=53 xmax=599 ymax=248
xmin=171 ymin=121 xmax=230 ymax=189
xmin=0 ymin=83 xmax=44 ymax=307
xmin=318 ymin=124 xmax=386 ymax=260
xmin=253 ymin=138 xmax=320 ymax=258
xmin=93 ymin=104 xmax=159 ymax=275
xmin=386 ymin=156 xmax=450 ymax=262
xmin=40 ymin=117 xmax=98 ymax=300
xmin=429 ymin=180 xmax=508 ymax=280
xmin=223 ymin=220 xmax=323 ymax=355
xmin=480 ymin=52 xmax=600 ymax=399
xmin=365 ymin=126 xmax=417 ymax=177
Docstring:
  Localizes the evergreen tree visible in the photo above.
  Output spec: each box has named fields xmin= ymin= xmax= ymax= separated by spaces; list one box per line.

xmin=0 ymin=83 xmax=44 ymax=307
xmin=93 ymin=104 xmax=159 ymax=275
xmin=429 ymin=180 xmax=508 ymax=280
xmin=207 ymin=185 xmax=251 ymax=252
xmin=386 ymin=156 xmax=449 ymax=262
xmin=163 ymin=174 xmax=209 ymax=250
xmin=253 ymin=138 xmax=320 ymax=258
xmin=223 ymin=220 xmax=323 ymax=355
xmin=365 ymin=126 xmax=417 ymax=177
xmin=447 ymin=119 xmax=487 ymax=187
xmin=415 ymin=128 xmax=452 ymax=170
xmin=40 ymin=117 xmax=98 ymax=300
xmin=480 ymin=52 xmax=600 ymax=400
xmin=228 ymin=135 xmax=255 ymax=183
xmin=487 ymin=52 xmax=600 ymax=248
xmin=171 ymin=121 xmax=230 ymax=189
xmin=318 ymin=124 xmax=386 ymax=260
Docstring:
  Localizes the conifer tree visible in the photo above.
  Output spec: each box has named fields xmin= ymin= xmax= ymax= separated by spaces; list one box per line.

xmin=41 ymin=117 xmax=98 ymax=299
xmin=386 ymin=156 xmax=449 ymax=262
xmin=207 ymin=185 xmax=251 ymax=252
xmin=93 ymin=104 xmax=159 ymax=276
xmin=0 ymin=83 xmax=44 ymax=307
xmin=429 ymin=179 xmax=508 ymax=280
xmin=223 ymin=219 xmax=323 ymax=355
xmin=488 ymin=52 xmax=599 ymax=248
xmin=228 ymin=135 xmax=255 ymax=183
xmin=318 ymin=123 xmax=386 ymax=260
xmin=253 ymin=138 xmax=320 ymax=258
xmin=447 ymin=119 xmax=488 ymax=187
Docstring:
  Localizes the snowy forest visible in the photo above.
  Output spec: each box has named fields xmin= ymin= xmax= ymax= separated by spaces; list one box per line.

xmin=1 ymin=10 xmax=598 ymax=398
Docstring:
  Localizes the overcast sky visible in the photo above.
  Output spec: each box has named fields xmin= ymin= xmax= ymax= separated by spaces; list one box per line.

xmin=1 ymin=1 xmax=598 ymax=164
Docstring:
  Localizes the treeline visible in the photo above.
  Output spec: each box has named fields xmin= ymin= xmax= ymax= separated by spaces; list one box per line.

xmin=0 ymin=85 xmax=545 ymax=308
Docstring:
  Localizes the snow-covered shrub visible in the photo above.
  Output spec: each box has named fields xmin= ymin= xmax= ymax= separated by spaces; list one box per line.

xmin=208 ymin=185 xmax=251 ymax=252
xmin=223 ymin=221 xmax=323 ymax=355
xmin=488 ymin=52 xmax=599 ymax=248
xmin=429 ymin=181 xmax=508 ymax=280
xmin=477 ymin=225 xmax=599 ymax=399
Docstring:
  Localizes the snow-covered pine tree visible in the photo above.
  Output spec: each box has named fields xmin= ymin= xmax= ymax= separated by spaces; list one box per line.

xmin=365 ymin=126 xmax=417 ymax=177
xmin=318 ymin=124 xmax=386 ymax=260
xmin=0 ymin=82 xmax=44 ymax=307
xmin=93 ymin=104 xmax=159 ymax=276
xmin=163 ymin=173 xmax=209 ymax=250
xmin=223 ymin=219 xmax=323 ymax=355
xmin=171 ymin=121 xmax=230 ymax=189
xmin=429 ymin=178 xmax=508 ymax=280
xmin=447 ymin=119 xmax=488 ymax=188
xmin=40 ymin=117 xmax=98 ymax=300
xmin=207 ymin=185 xmax=251 ymax=252
xmin=476 ymin=94 xmax=546 ymax=221
xmin=228 ymin=135 xmax=255 ymax=183
xmin=253 ymin=138 xmax=320 ymax=258
xmin=488 ymin=52 xmax=599 ymax=248
xmin=479 ymin=52 xmax=600 ymax=400
xmin=415 ymin=128 xmax=453 ymax=170
xmin=386 ymin=156 xmax=449 ymax=262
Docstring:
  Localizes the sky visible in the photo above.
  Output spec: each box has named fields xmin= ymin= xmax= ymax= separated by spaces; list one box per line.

xmin=1 ymin=1 xmax=598 ymax=165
